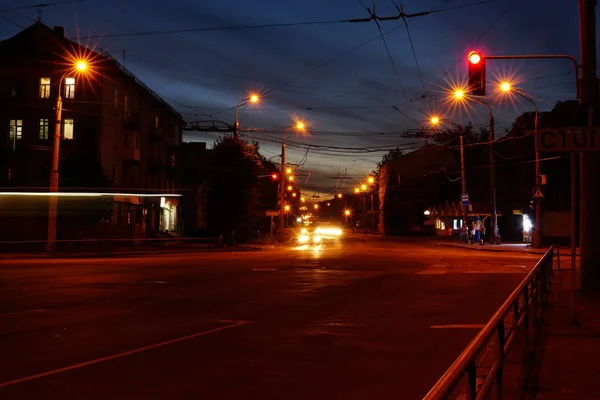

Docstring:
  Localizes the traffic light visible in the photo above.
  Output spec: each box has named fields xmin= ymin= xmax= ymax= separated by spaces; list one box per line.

xmin=271 ymin=173 xmax=279 ymax=180
xmin=467 ymin=51 xmax=486 ymax=96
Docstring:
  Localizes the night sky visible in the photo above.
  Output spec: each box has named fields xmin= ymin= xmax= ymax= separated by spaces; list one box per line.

xmin=0 ymin=0 xmax=583 ymax=196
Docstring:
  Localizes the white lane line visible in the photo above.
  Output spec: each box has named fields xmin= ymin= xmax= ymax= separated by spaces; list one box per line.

xmin=0 ymin=309 xmax=46 ymax=317
xmin=430 ymin=324 xmax=485 ymax=329
xmin=252 ymin=268 xmax=277 ymax=271
xmin=0 ymin=320 xmax=250 ymax=388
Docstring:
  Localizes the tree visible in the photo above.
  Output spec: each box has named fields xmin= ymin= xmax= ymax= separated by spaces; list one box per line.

xmin=206 ymin=136 xmax=263 ymax=240
xmin=377 ymin=147 xmax=405 ymax=169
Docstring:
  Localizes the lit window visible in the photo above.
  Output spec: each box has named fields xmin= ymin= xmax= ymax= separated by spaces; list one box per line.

xmin=11 ymin=88 xmax=16 ymax=97
xmin=155 ymin=116 xmax=159 ymax=128
xmin=63 ymin=118 xmax=74 ymax=139
xmin=39 ymin=118 xmax=49 ymax=139
xmin=124 ymin=95 xmax=129 ymax=115
xmin=64 ymin=77 xmax=75 ymax=99
xmin=8 ymin=119 xmax=23 ymax=140
xmin=114 ymin=89 xmax=119 ymax=109
xmin=453 ymin=219 xmax=458 ymax=230
xmin=40 ymin=78 xmax=51 ymax=99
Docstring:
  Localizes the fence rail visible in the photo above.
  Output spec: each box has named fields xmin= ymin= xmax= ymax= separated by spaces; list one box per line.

xmin=423 ymin=246 xmax=556 ymax=400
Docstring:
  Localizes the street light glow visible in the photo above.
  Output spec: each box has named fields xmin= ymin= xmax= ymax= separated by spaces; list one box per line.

xmin=367 ymin=176 xmax=375 ymax=184
xmin=288 ymin=176 xmax=294 ymax=181
xmin=344 ymin=209 xmax=351 ymax=216
xmin=286 ymin=168 xmax=292 ymax=174
xmin=296 ymin=121 xmax=305 ymax=130
xmin=76 ymin=60 xmax=88 ymax=72
xmin=249 ymin=94 xmax=259 ymax=103
xmin=284 ymin=205 xmax=291 ymax=212
xmin=454 ymin=90 xmax=465 ymax=99
xmin=314 ymin=204 xmax=319 ymax=210
xmin=337 ymin=193 xmax=342 ymax=198
xmin=354 ymin=188 xmax=360 ymax=193
xmin=287 ymin=185 xmax=293 ymax=191
xmin=500 ymin=82 xmax=512 ymax=92
xmin=361 ymin=184 xmax=367 ymax=191
xmin=430 ymin=116 xmax=440 ymax=125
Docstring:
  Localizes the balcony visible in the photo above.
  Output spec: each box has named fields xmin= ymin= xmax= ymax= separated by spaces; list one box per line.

xmin=123 ymin=112 xmax=141 ymax=131
xmin=149 ymin=128 xmax=163 ymax=141
xmin=148 ymin=157 xmax=163 ymax=174
xmin=123 ymin=146 xmax=140 ymax=163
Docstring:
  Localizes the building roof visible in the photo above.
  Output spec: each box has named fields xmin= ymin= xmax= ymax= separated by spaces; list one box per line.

xmin=0 ymin=22 xmax=183 ymax=122
xmin=381 ymin=145 xmax=458 ymax=184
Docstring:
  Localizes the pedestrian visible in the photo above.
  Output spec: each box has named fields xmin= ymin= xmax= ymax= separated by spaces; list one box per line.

xmin=479 ymin=224 xmax=485 ymax=245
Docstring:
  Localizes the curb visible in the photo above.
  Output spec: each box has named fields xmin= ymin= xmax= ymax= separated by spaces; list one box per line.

xmin=0 ymin=245 xmax=269 ymax=261
xmin=433 ymin=242 xmax=579 ymax=256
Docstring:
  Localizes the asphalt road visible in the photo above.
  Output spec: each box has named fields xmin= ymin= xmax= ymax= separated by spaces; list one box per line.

xmin=0 ymin=237 xmax=541 ymax=400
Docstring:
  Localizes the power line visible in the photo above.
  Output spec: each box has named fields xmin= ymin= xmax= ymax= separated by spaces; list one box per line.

xmin=420 ymin=0 xmax=519 ymax=99
xmin=0 ymin=0 xmax=84 ymax=13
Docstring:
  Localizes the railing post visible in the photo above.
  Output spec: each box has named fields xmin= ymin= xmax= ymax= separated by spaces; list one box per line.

xmin=496 ymin=324 xmax=506 ymax=399
xmin=467 ymin=362 xmax=477 ymax=400
xmin=556 ymin=245 xmax=561 ymax=270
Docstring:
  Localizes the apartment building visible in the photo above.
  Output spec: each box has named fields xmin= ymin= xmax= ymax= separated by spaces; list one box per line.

xmin=0 ymin=22 xmax=184 ymax=241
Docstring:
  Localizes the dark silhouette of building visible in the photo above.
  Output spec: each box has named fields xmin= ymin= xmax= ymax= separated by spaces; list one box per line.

xmin=0 ymin=22 xmax=184 ymax=241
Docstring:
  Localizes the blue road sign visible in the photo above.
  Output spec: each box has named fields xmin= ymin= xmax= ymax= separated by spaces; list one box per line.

xmin=461 ymin=193 xmax=470 ymax=206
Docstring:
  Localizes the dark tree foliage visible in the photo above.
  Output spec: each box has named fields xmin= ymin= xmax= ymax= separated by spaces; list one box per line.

xmin=206 ymin=136 xmax=262 ymax=236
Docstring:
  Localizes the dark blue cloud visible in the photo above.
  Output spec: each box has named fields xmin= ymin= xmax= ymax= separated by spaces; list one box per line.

xmin=0 ymin=0 xmax=582 ymax=193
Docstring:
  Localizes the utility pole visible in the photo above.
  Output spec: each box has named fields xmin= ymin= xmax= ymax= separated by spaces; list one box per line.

xmin=47 ymin=83 xmax=63 ymax=253
xmin=460 ymin=132 xmax=468 ymax=242
xmin=488 ymin=113 xmax=498 ymax=244
xmin=533 ymin=109 xmax=542 ymax=248
xmin=278 ymin=143 xmax=286 ymax=241
xmin=579 ymin=0 xmax=600 ymax=291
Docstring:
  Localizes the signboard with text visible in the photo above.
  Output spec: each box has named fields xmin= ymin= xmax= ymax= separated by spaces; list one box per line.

xmin=536 ymin=127 xmax=600 ymax=152
xmin=461 ymin=193 xmax=470 ymax=206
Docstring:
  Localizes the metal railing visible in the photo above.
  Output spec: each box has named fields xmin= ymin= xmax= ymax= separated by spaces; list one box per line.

xmin=423 ymin=246 xmax=556 ymax=400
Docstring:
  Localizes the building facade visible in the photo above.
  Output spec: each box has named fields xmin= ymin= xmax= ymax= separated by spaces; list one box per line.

xmin=0 ymin=23 xmax=184 ymax=241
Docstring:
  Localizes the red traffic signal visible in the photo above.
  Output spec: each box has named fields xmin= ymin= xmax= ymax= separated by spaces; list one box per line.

xmin=467 ymin=51 xmax=486 ymax=96
xmin=271 ymin=173 xmax=279 ymax=180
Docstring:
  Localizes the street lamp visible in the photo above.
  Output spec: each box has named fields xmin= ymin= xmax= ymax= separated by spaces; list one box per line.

xmin=47 ymin=59 xmax=89 ymax=253
xmin=499 ymin=81 xmax=541 ymax=247
xmin=367 ymin=176 xmax=375 ymax=185
xmin=278 ymin=120 xmax=307 ymax=241
xmin=429 ymin=116 xmax=468 ymax=239
xmin=233 ymin=93 xmax=259 ymax=139
xmin=337 ymin=193 xmax=343 ymax=199
xmin=450 ymin=89 xmax=499 ymax=244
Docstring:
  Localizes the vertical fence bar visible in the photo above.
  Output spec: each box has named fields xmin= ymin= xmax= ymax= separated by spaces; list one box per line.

xmin=496 ymin=324 xmax=506 ymax=399
xmin=467 ymin=362 xmax=477 ymax=400
xmin=556 ymin=245 xmax=561 ymax=270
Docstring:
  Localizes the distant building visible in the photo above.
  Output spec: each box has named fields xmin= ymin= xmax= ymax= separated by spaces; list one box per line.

xmin=0 ymin=22 xmax=184 ymax=241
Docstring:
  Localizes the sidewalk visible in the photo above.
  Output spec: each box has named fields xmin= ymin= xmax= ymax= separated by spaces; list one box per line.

xmin=528 ymin=269 xmax=600 ymax=399
xmin=433 ymin=240 xmax=579 ymax=256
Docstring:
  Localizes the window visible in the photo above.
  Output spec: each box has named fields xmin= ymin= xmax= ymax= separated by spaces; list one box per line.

xmin=39 ymin=118 xmax=49 ymax=139
xmin=170 ymin=154 xmax=176 ymax=167
xmin=155 ymin=116 xmax=159 ymax=129
xmin=9 ymin=119 xmax=23 ymax=141
xmin=64 ymin=77 xmax=75 ymax=99
xmin=40 ymin=77 xmax=51 ymax=99
xmin=124 ymin=95 xmax=129 ymax=116
xmin=11 ymin=88 xmax=17 ymax=97
xmin=63 ymin=118 xmax=74 ymax=139
xmin=114 ymin=89 xmax=119 ymax=109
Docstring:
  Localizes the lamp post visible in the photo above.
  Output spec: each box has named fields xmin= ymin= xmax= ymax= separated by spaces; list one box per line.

xmin=453 ymin=90 xmax=499 ymax=244
xmin=430 ymin=116 xmax=469 ymax=239
xmin=278 ymin=120 xmax=306 ymax=241
xmin=47 ymin=60 xmax=88 ymax=253
xmin=500 ymin=82 xmax=541 ymax=247
xmin=233 ymin=94 xmax=259 ymax=139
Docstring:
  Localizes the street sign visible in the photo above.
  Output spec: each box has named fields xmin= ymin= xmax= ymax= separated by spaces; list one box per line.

xmin=536 ymin=127 xmax=600 ymax=152
xmin=532 ymin=187 xmax=545 ymax=200
xmin=461 ymin=193 xmax=470 ymax=206
xmin=265 ymin=210 xmax=279 ymax=217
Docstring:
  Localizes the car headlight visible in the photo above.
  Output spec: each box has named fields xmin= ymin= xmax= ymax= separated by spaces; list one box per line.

xmin=298 ymin=234 xmax=309 ymax=243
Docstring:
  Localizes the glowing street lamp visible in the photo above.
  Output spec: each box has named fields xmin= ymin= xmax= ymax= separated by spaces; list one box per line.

xmin=337 ymin=193 xmax=343 ymax=199
xmin=314 ymin=204 xmax=319 ymax=210
xmin=361 ymin=184 xmax=367 ymax=191
xmin=344 ymin=209 xmax=351 ymax=216
xmin=284 ymin=205 xmax=291 ymax=212
xmin=367 ymin=176 xmax=375 ymax=185
xmin=47 ymin=58 xmax=90 ymax=253
xmin=354 ymin=187 xmax=360 ymax=194
xmin=234 ymin=93 xmax=260 ymax=139
xmin=430 ymin=116 xmax=440 ymax=125
xmin=453 ymin=89 xmax=465 ymax=99
xmin=286 ymin=168 xmax=292 ymax=174
xmin=287 ymin=185 xmax=293 ymax=191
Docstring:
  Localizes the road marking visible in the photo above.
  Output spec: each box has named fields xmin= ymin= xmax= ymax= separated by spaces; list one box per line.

xmin=140 ymin=280 xmax=169 ymax=284
xmin=252 ymin=268 xmax=277 ymax=271
xmin=0 ymin=309 xmax=45 ymax=317
xmin=0 ymin=320 xmax=250 ymax=388
xmin=430 ymin=324 xmax=485 ymax=329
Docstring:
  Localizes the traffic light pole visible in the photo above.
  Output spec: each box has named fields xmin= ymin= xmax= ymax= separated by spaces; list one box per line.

xmin=488 ymin=113 xmax=498 ymax=243
xmin=278 ymin=143 xmax=286 ymax=242
xmin=579 ymin=0 xmax=600 ymax=291
xmin=460 ymin=133 xmax=468 ymax=241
